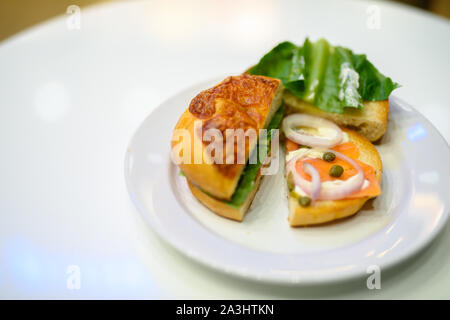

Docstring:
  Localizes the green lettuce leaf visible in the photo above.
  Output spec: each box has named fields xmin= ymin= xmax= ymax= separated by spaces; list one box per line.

xmin=248 ymin=42 xmax=304 ymax=83
xmin=226 ymin=104 xmax=285 ymax=207
xmin=249 ymin=38 xmax=399 ymax=114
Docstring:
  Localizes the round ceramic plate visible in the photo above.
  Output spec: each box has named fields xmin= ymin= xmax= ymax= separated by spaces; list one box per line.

xmin=125 ymin=78 xmax=450 ymax=285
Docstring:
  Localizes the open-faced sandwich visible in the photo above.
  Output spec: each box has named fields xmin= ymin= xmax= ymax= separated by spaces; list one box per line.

xmin=171 ymin=38 xmax=399 ymax=226
xmin=282 ymin=114 xmax=382 ymax=226
xmin=248 ymin=38 xmax=399 ymax=142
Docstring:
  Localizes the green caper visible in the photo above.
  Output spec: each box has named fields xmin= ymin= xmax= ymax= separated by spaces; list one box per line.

xmin=290 ymin=191 xmax=299 ymax=199
xmin=298 ymin=196 xmax=311 ymax=207
xmin=322 ymin=152 xmax=336 ymax=162
xmin=287 ymin=172 xmax=295 ymax=191
xmin=329 ymin=165 xmax=344 ymax=177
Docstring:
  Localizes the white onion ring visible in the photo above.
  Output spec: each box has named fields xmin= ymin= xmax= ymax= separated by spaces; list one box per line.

xmin=287 ymin=154 xmax=321 ymax=200
xmin=282 ymin=114 xmax=342 ymax=148
xmin=287 ymin=150 xmax=365 ymax=201
xmin=303 ymin=162 xmax=321 ymax=201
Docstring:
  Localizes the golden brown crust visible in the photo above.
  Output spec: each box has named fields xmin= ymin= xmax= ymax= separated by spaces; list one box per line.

xmin=187 ymin=173 xmax=262 ymax=222
xmin=201 ymin=98 xmax=259 ymax=178
xmin=172 ymin=74 xmax=283 ymax=200
xmin=287 ymin=128 xmax=382 ymax=227
xmin=283 ymin=91 xmax=389 ymax=142
xmin=189 ymin=74 xmax=280 ymax=120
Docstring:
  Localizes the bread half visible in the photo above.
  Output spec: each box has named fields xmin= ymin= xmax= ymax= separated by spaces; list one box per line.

xmin=172 ymin=74 xmax=283 ymax=200
xmin=187 ymin=171 xmax=263 ymax=222
xmin=287 ymin=128 xmax=382 ymax=227
xmin=283 ymin=91 xmax=389 ymax=142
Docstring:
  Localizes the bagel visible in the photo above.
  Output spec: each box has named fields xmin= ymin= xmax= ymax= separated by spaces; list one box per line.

xmin=186 ymin=169 xmax=263 ymax=222
xmin=171 ymin=74 xmax=284 ymax=200
xmin=283 ymin=91 xmax=389 ymax=142
xmin=286 ymin=127 xmax=382 ymax=227
xmin=171 ymin=74 xmax=284 ymax=220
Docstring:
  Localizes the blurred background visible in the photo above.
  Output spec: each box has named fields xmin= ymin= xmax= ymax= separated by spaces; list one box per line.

xmin=0 ymin=0 xmax=449 ymax=42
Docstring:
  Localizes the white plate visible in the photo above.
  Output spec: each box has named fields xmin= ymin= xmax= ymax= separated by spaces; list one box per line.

xmin=124 ymin=77 xmax=450 ymax=285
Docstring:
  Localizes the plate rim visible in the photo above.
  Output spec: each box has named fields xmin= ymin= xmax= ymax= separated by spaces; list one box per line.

xmin=124 ymin=78 xmax=450 ymax=285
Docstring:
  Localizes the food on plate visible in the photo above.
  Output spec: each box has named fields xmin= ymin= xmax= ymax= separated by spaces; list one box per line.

xmin=248 ymin=38 xmax=399 ymax=141
xmin=283 ymin=96 xmax=389 ymax=142
xmin=282 ymin=113 xmax=382 ymax=226
xmin=171 ymin=38 xmax=394 ymax=225
xmin=171 ymin=74 xmax=284 ymax=221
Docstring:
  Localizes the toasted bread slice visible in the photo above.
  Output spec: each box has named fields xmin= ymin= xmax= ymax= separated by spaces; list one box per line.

xmin=287 ymin=128 xmax=382 ymax=227
xmin=283 ymin=91 xmax=389 ymax=142
xmin=187 ymin=171 xmax=263 ymax=222
xmin=172 ymin=74 xmax=283 ymax=200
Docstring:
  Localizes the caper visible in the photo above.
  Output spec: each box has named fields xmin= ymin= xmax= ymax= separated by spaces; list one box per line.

xmin=329 ymin=165 xmax=344 ymax=177
xmin=290 ymin=191 xmax=299 ymax=199
xmin=322 ymin=152 xmax=336 ymax=162
xmin=298 ymin=196 xmax=311 ymax=207
xmin=287 ymin=172 xmax=295 ymax=191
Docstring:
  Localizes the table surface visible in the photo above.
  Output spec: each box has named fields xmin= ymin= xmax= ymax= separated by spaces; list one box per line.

xmin=0 ymin=0 xmax=449 ymax=299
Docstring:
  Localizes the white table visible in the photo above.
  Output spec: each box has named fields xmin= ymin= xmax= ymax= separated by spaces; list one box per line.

xmin=0 ymin=0 xmax=449 ymax=299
